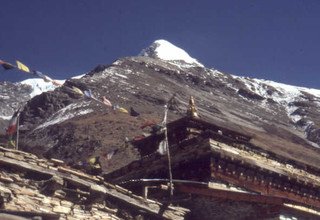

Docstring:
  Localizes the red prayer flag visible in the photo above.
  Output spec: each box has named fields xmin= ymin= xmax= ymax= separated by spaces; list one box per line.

xmin=0 ymin=60 xmax=15 ymax=70
xmin=52 ymin=80 xmax=63 ymax=86
xmin=6 ymin=110 xmax=20 ymax=135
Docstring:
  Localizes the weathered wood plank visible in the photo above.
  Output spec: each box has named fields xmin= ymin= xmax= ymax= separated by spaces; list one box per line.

xmin=213 ymin=170 xmax=320 ymax=209
xmin=176 ymin=184 xmax=284 ymax=205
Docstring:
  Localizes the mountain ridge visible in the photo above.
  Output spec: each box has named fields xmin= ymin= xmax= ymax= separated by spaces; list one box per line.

xmin=0 ymin=39 xmax=319 ymax=175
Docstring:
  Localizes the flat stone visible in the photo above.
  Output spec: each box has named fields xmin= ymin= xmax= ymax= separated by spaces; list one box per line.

xmin=4 ymin=152 xmax=24 ymax=161
xmin=39 ymin=207 xmax=53 ymax=213
xmin=72 ymin=213 xmax=92 ymax=218
xmin=72 ymin=208 xmax=85 ymax=215
xmin=91 ymin=184 xmax=107 ymax=194
xmin=10 ymin=174 xmax=23 ymax=182
xmin=22 ymin=203 xmax=37 ymax=211
xmin=19 ymin=187 xmax=37 ymax=196
xmin=24 ymin=153 xmax=38 ymax=160
xmin=42 ymin=197 xmax=51 ymax=204
xmin=53 ymin=205 xmax=71 ymax=214
xmin=28 ymin=161 xmax=38 ymax=166
xmin=0 ymin=175 xmax=14 ymax=183
xmin=93 ymin=204 xmax=118 ymax=214
xmin=0 ymin=185 xmax=12 ymax=194
xmin=54 ymin=189 xmax=66 ymax=199
xmin=50 ymin=197 xmax=61 ymax=206
xmin=61 ymin=200 xmax=74 ymax=207
xmin=50 ymin=158 xmax=65 ymax=166
xmin=38 ymin=162 xmax=49 ymax=168
xmin=66 ymin=217 xmax=79 ymax=220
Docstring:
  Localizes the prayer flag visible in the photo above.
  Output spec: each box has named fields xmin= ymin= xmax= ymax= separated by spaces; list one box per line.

xmin=102 ymin=96 xmax=112 ymax=107
xmin=84 ymin=90 xmax=94 ymax=99
xmin=33 ymin=70 xmax=51 ymax=82
xmin=157 ymin=140 xmax=167 ymax=155
xmin=52 ymin=80 xmax=63 ymax=87
xmin=0 ymin=60 xmax=14 ymax=70
xmin=88 ymin=156 xmax=99 ymax=165
xmin=106 ymin=150 xmax=116 ymax=160
xmin=6 ymin=109 xmax=20 ymax=135
xmin=161 ymin=105 xmax=168 ymax=126
xmin=33 ymin=70 xmax=62 ymax=86
xmin=72 ymin=86 xmax=84 ymax=96
xmin=7 ymin=139 xmax=16 ymax=148
xmin=33 ymin=70 xmax=45 ymax=78
xmin=118 ymin=107 xmax=128 ymax=113
xmin=113 ymin=104 xmax=128 ymax=113
xmin=140 ymin=120 xmax=157 ymax=129
xmin=16 ymin=61 xmax=30 ymax=73
xmin=130 ymin=107 xmax=140 ymax=117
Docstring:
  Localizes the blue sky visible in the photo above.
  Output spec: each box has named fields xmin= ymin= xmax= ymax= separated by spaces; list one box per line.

xmin=0 ymin=0 xmax=319 ymax=89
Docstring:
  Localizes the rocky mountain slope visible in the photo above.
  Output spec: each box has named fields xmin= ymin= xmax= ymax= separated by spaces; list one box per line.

xmin=1 ymin=39 xmax=320 ymax=174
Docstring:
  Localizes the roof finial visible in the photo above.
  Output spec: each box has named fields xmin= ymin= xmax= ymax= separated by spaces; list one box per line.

xmin=187 ymin=96 xmax=199 ymax=118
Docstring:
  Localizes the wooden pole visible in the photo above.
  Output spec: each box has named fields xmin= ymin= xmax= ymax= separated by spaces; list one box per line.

xmin=166 ymin=129 xmax=173 ymax=198
xmin=16 ymin=114 xmax=20 ymax=150
xmin=163 ymin=105 xmax=174 ymax=198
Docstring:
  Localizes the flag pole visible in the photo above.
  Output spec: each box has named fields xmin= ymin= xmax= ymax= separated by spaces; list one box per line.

xmin=163 ymin=105 xmax=174 ymax=198
xmin=16 ymin=114 xmax=20 ymax=150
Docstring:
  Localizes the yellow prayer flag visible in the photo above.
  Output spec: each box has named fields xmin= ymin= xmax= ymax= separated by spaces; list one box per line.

xmin=16 ymin=61 xmax=30 ymax=73
xmin=118 ymin=107 xmax=128 ymax=113
xmin=72 ymin=86 xmax=84 ymax=96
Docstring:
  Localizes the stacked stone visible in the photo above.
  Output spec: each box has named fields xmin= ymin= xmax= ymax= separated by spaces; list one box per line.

xmin=0 ymin=146 xmax=120 ymax=219
xmin=0 ymin=146 xmax=189 ymax=220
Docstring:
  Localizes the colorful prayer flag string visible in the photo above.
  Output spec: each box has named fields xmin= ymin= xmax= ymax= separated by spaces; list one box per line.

xmin=0 ymin=58 xmax=63 ymax=87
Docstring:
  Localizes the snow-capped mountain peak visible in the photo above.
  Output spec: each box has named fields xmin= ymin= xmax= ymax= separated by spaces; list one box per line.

xmin=140 ymin=39 xmax=204 ymax=67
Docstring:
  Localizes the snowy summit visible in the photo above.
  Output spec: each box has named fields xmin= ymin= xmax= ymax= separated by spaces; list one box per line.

xmin=140 ymin=39 xmax=204 ymax=67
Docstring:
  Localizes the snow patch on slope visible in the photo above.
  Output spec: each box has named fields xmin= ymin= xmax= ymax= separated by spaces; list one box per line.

xmin=34 ymin=102 xmax=93 ymax=130
xmin=71 ymin=74 xmax=85 ymax=79
xmin=140 ymin=39 xmax=204 ymax=67
xmin=233 ymin=76 xmax=320 ymax=132
xmin=0 ymin=115 xmax=12 ymax=120
xmin=259 ymin=79 xmax=320 ymax=100
xmin=19 ymin=78 xmax=65 ymax=98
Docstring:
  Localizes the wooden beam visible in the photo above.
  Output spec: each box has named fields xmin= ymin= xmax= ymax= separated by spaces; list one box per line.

xmin=175 ymin=185 xmax=284 ymax=205
xmin=282 ymin=203 xmax=320 ymax=218
xmin=212 ymin=171 xmax=320 ymax=209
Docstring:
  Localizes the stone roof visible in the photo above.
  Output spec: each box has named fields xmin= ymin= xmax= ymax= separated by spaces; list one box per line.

xmin=0 ymin=146 xmax=189 ymax=220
